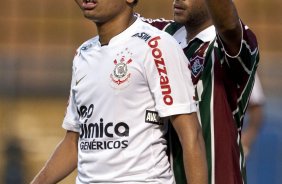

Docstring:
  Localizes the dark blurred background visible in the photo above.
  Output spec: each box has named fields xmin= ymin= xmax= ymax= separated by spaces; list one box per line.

xmin=0 ymin=0 xmax=281 ymax=183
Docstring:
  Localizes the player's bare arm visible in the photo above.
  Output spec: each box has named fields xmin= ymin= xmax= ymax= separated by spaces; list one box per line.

xmin=171 ymin=113 xmax=208 ymax=184
xmin=204 ymin=0 xmax=242 ymax=55
xmin=30 ymin=131 xmax=78 ymax=184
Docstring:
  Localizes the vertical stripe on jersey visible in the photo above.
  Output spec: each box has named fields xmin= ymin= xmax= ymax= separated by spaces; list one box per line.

xmin=213 ymin=51 xmax=243 ymax=184
xmin=210 ymin=52 xmax=216 ymax=184
xmin=187 ymin=39 xmax=216 ymax=184
xmin=203 ymin=42 xmax=216 ymax=184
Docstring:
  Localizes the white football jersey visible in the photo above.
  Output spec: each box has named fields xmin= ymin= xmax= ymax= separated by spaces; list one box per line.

xmin=62 ymin=18 xmax=197 ymax=184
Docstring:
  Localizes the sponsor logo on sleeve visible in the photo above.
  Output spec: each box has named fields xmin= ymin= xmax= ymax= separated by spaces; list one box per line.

xmin=145 ymin=110 xmax=162 ymax=125
xmin=148 ymin=36 xmax=174 ymax=106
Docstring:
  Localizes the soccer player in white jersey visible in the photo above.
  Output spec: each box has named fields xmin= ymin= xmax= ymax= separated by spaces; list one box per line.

xmin=30 ymin=0 xmax=208 ymax=184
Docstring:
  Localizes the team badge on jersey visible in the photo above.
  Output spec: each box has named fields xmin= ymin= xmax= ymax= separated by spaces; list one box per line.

xmin=110 ymin=48 xmax=133 ymax=89
xmin=190 ymin=55 xmax=204 ymax=78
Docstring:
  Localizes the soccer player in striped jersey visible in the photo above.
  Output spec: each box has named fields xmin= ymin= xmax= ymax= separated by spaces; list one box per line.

xmin=139 ymin=0 xmax=259 ymax=183
xmin=30 ymin=0 xmax=208 ymax=184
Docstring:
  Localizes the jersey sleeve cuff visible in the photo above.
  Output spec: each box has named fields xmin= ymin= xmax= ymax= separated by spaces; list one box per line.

xmin=62 ymin=121 xmax=80 ymax=132
xmin=157 ymin=103 xmax=198 ymax=118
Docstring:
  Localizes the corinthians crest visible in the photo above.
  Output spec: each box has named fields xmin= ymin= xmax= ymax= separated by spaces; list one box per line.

xmin=110 ymin=48 xmax=133 ymax=88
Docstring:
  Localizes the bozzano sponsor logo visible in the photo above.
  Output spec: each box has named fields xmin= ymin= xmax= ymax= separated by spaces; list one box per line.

xmin=148 ymin=36 xmax=173 ymax=105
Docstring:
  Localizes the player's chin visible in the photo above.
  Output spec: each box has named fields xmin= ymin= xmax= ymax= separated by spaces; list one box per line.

xmin=173 ymin=15 xmax=187 ymax=24
xmin=83 ymin=14 xmax=105 ymax=23
xmin=83 ymin=11 xmax=97 ymax=19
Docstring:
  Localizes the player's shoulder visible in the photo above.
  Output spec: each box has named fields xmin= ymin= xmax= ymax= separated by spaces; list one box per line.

xmin=135 ymin=18 xmax=181 ymax=46
xmin=135 ymin=18 xmax=165 ymax=36
xmin=163 ymin=22 xmax=184 ymax=36
xmin=76 ymin=36 xmax=99 ymax=52
xmin=241 ymin=22 xmax=258 ymax=50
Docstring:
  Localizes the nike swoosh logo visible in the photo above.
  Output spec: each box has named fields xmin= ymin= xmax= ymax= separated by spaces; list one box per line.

xmin=76 ymin=75 xmax=87 ymax=86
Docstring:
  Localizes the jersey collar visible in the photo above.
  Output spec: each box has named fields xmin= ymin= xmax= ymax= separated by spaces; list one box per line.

xmin=98 ymin=17 xmax=140 ymax=47
xmin=179 ymin=25 xmax=216 ymax=49
xmin=194 ymin=25 xmax=216 ymax=42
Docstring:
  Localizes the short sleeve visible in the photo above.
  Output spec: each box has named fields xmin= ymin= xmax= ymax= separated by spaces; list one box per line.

xmin=143 ymin=34 xmax=197 ymax=117
xmin=217 ymin=20 xmax=259 ymax=88
xmin=62 ymin=62 xmax=80 ymax=132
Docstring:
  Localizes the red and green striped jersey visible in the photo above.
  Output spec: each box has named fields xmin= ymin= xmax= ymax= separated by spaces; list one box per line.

xmin=142 ymin=17 xmax=259 ymax=184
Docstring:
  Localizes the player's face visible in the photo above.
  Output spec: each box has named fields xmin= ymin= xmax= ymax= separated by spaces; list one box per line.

xmin=173 ymin=0 xmax=209 ymax=26
xmin=74 ymin=0 xmax=135 ymax=23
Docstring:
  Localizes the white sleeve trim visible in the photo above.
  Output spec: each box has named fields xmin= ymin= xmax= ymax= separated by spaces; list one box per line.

xmin=157 ymin=103 xmax=198 ymax=118
xmin=62 ymin=121 xmax=80 ymax=132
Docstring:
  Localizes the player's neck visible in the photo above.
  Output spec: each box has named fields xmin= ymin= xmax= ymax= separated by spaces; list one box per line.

xmin=185 ymin=19 xmax=212 ymax=42
xmin=96 ymin=13 xmax=136 ymax=46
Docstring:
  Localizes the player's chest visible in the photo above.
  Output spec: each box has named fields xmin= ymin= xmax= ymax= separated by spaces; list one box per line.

xmin=73 ymin=47 xmax=147 ymax=95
